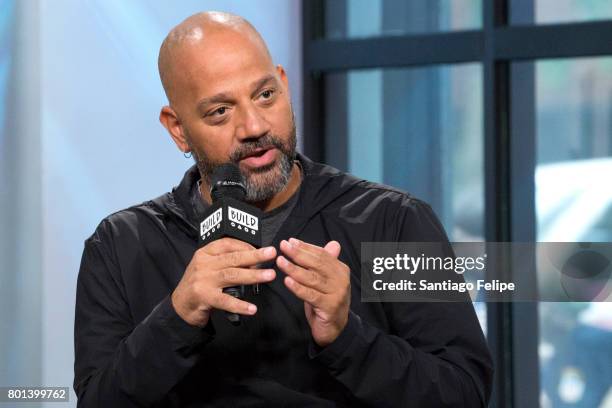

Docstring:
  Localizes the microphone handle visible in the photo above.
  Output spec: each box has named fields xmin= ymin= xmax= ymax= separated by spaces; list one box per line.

xmin=223 ymin=286 xmax=243 ymax=326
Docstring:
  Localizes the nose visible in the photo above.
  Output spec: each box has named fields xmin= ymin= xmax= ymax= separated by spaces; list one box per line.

xmin=235 ymin=102 xmax=271 ymax=142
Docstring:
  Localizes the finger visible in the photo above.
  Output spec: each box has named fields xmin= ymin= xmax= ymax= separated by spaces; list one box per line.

xmin=201 ymin=237 xmax=256 ymax=256
xmin=217 ymin=246 xmax=277 ymax=268
xmin=287 ymin=238 xmax=333 ymax=258
xmin=208 ymin=292 xmax=258 ymax=315
xmin=324 ymin=241 xmax=341 ymax=258
xmin=276 ymin=256 xmax=331 ymax=293
xmin=287 ymin=238 xmax=341 ymax=260
xmin=217 ymin=267 xmax=276 ymax=286
xmin=284 ymin=276 xmax=324 ymax=306
xmin=280 ymin=240 xmax=330 ymax=275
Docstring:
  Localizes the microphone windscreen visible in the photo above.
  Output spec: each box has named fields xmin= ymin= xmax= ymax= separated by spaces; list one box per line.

xmin=210 ymin=163 xmax=246 ymax=202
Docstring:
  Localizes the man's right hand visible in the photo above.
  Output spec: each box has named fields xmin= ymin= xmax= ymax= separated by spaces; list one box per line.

xmin=171 ymin=238 xmax=277 ymax=327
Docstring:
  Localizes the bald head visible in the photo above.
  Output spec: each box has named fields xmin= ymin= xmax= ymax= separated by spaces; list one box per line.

xmin=158 ymin=11 xmax=273 ymax=106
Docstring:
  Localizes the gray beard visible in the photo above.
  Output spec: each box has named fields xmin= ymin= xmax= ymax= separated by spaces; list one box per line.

xmin=240 ymin=151 xmax=294 ymax=202
xmin=190 ymin=127 xmax=297 ymax=203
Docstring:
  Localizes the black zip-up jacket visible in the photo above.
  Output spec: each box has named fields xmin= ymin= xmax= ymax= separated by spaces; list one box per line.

xmin=74 ymin=153 xmax=493 ymax=407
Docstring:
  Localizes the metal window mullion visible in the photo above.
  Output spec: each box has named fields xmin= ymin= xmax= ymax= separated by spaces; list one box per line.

xmin=302 ymin=0 xmax=325 ymax=161
xmin=305 ymin=31 xmax=483 ymax=71
xmin=483 ymin=1 xmax=515 ymax=408
xmin=508 ymin=2 xmax=540 ymax=408
xmin=496 ymin=20 xmax=612 ymax=60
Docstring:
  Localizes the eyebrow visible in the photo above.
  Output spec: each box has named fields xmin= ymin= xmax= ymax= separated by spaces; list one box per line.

xmin=196 ymin=74 xmax=277 ymax=112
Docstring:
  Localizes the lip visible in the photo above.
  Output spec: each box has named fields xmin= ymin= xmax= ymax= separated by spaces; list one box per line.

xmin=239 ymin=147 xmax=277 ymax=169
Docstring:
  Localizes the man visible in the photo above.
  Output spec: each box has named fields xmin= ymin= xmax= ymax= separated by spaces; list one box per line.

xmin=74 ymin=11 xmax=493 ymax=407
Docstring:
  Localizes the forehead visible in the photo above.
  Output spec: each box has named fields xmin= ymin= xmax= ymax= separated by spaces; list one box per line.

xmin=173 ymin=30 xmax=275 ymax=102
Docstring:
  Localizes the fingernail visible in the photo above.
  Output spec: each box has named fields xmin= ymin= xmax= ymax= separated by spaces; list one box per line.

xmin=262 ymin=247 xmax=275 ymax=257
xmin=285 ymin=276 xmax=294 ymax=286
xmin=283 ymin=240 xmax=293 ymax=250
xmin=262 ymin=269 xmax=275 ymax=279
xmin=248 ymin=304 xmax=257 ymax=314
xmin=289 ymin=238 xmax=299 ymax=246
xmin=277 ymin=256 xmax=287 ymax=267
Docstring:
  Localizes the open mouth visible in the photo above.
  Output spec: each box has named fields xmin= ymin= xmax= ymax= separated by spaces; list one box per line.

xmin=243 ymin=148 xmax=270 ymax=159
xmin=239 ymin=147 xmax=277 ymax=168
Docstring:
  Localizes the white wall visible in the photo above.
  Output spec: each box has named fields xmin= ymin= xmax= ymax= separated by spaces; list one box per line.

xmin=1 ymin=1 xmax=302 ymax=406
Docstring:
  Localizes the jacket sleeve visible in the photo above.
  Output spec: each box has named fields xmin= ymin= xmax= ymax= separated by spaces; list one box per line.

xmin=73 ymin=224 xmax=214 ymax=407
xmin=309 ymin=198 xmax=494 ymax=407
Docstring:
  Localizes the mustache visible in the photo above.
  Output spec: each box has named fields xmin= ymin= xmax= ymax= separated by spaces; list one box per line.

xmin=229 ymin=135 xmax=287 ymax=162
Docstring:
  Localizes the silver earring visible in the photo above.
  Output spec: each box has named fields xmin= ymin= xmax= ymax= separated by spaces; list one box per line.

xmin=183 ymin=151 xmax=192 ymax=159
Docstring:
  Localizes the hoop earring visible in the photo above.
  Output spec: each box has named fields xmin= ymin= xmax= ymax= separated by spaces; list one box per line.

xmin=183 ymin=151 xmax=192 ymax=159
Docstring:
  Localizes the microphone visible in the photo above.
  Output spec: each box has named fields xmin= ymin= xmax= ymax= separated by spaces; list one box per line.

xmin=198 ymin=163 xmax=263 ymax=325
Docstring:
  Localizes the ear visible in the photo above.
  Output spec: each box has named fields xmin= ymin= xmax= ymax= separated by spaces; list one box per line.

xmin=159 ymin=106 xmax=190 ymax=153
xmin=276 ymin=64 xmax=291 ymax=100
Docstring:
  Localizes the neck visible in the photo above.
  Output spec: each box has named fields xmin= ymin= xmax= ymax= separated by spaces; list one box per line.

xmin=199 ymin=162 xmax=302 ymax=212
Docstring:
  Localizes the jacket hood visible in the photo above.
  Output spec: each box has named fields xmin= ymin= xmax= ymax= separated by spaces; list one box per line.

xmin=149 ymin=153 xmax=365 ymax=239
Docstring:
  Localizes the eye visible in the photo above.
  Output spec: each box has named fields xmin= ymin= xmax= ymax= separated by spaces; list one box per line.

xmin=260 ymin=89 xmax=275 ymax=100
xmin=212 ymin=106 xmax=227 ymax=116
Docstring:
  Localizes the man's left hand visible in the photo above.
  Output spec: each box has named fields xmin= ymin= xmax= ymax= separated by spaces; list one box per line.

xmin=277 ymin=238 xmax=351 ymax=347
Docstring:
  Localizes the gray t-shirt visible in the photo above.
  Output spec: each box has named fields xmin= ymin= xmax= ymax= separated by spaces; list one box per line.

xmin=190 ymin=168 xmax=301 ymax=247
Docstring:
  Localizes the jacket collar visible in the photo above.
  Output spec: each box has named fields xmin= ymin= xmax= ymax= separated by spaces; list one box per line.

xmin=152 ymin=153 xmax=365 ymax=238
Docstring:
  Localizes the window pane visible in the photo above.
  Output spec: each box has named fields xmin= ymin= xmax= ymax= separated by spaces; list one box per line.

xmin=538 ymin=0 xmax=612 ymax=24
xmin=512 ymin=0 xmax=612 ymax=25
xmin=324 ymin=64 xmax=486 ymax=332
xmin=323 ymin=0 xmax=482 ymax=39
xmin=533 ymin=57 xmax=612 ymax=408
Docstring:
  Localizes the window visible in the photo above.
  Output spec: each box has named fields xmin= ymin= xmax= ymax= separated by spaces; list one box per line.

xmin=512 ymin=0 xmax=612 ymax=25
xmin=323 ymin=0 xmax=481 ymax=39
xmin=324 ymin=65 xmax=483 ymax=240
xmin=530 ymin=56 xmax=612 ymax=408
xmin=303 ymin=1 xmax=612 ymax=407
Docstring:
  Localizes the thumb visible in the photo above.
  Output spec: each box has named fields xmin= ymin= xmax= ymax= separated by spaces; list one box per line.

xmin=324 ymin=241 xmax=341 ymax=258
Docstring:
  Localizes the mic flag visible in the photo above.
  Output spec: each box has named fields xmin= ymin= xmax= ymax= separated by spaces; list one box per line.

xmin=198 ymin=165 xmax=263 ymax=248
xmin=198 ymin=197 xmax=262 ymax=248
